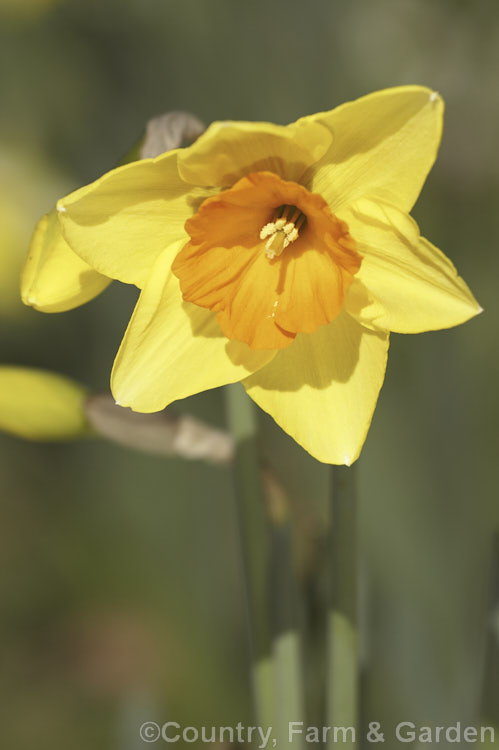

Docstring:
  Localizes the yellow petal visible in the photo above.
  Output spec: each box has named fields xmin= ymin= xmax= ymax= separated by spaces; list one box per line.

xmin=112 ymin=243 xmax=276 ymax=412
xmin=58 ymin=151 xmax=214 ymax=287
xmin=21 ymin=209 xmax=111 ymax=312
xmin=341 ymin=198 xmax=481 ymax=333
xmin=0 ymin=366 xmax=89 ymax=440
xmin=177 ymin=119 xmax=332 ymax=187
xmin=243 ymin=312 xmax=389 ymax=465
xmin=300 ymin=86 xmax=444 ymax=212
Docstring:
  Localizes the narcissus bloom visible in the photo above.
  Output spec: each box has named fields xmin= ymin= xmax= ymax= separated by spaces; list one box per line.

xmin=43 ymin=87 xmax=480 ymax=464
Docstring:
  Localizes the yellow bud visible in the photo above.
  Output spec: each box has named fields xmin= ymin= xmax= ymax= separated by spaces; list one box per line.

xmin=0 ymin=366 xmax=89 ymax=441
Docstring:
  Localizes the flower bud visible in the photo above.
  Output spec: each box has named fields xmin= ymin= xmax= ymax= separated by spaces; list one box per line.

xmin=0 ymin=366 xmax=89 ymax=440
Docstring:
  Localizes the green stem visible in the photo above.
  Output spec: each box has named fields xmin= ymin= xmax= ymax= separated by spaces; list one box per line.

xmin=226 ymin=383 xmax=273 ymax=726
xmin=480 ymin=532 xmax=499 ymax=724
xmin=226 ymin=384 xmax=306 ymax=741
xmin=268 ymin=489 xmax=306 ymax=748
xmin=326 ymin=464 xmax=359 ymax=750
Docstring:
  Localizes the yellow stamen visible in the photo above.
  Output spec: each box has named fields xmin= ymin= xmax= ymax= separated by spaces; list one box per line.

xmin=259 ymin=205 xmax=306 ymax=260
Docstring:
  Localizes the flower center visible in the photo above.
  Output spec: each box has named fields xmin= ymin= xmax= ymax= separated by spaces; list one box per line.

xmin=173 ymin=171 xmax=362 ymax=351
xmin=259 ymin=205 xmax=307 ymax=260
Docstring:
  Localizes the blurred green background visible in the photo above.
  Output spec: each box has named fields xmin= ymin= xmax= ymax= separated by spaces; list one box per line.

xmin=1 ymin=0 xmax=498 ymax=748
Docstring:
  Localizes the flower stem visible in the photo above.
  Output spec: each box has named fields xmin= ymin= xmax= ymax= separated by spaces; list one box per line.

xmin=266 ymin=471 xmax=306 ymax=748
xmin=226 ymin=383 xmax=272 ymax=726
xmin=480 ymin=532 xmax=499 ymax=725
xmin=326 ymin=465 xmax=359 ymax=750
xmin=226 ymin=384 xmax=306 ymax=742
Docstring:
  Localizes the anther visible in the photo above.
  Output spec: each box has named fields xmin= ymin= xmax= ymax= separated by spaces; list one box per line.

xmin=259 ymin=205 xmax=306 ymax=260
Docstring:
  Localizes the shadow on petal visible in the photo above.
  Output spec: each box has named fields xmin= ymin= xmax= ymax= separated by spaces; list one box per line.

xmin=243 ymin=313 xmax=390 ymax=464
xmin=181 ymin=299 xmax=277 ymax=370
xmin=244 ymin=312 xmax=371 ymax=392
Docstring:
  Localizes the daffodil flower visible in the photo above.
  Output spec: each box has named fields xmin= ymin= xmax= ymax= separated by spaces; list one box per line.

xmin=50 ymin=86 xmax=480 ymax=464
